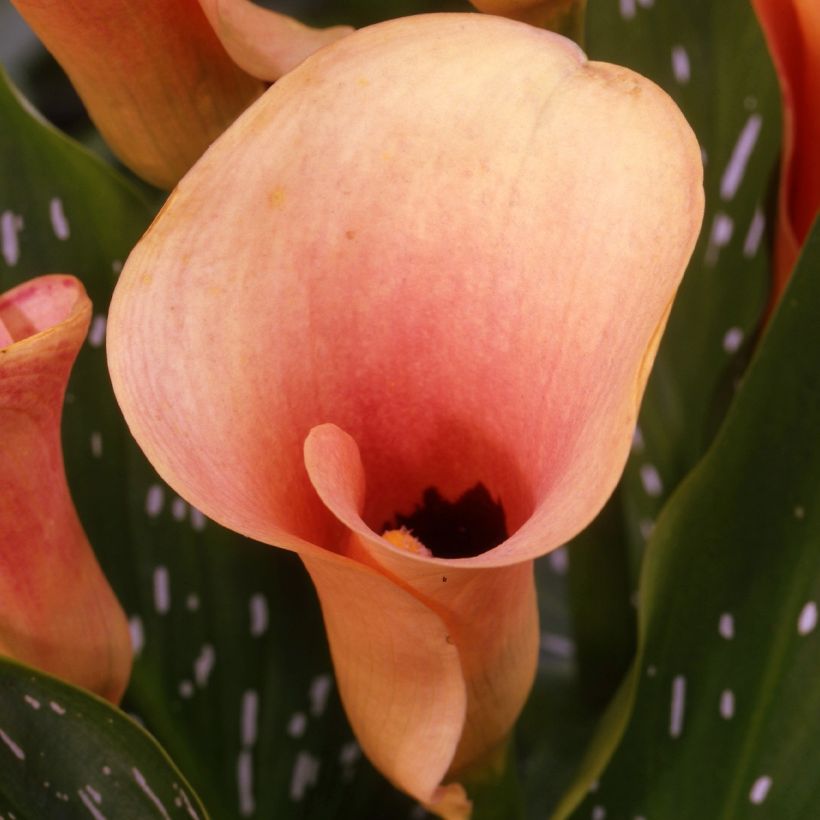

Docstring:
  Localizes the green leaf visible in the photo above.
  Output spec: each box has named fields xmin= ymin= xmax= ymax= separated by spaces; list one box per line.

xmin=587 ymin=0 xmax=782 ymax=576
xmin=0 ymin=64 xmax=411 ymax=819
xmin=0 ymin=658 xmax=208 ymax=819
xmin=558 ymin=222 xmax=820 ymax=818
xmin=541 ymin=0 xmax=784 ymax=783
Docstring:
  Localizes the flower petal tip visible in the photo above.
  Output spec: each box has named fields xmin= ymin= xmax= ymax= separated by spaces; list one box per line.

xmin=426 ymin=782 xmax=473 ymax=820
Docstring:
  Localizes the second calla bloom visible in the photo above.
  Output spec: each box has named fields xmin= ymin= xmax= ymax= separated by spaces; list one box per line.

xmin=12 ymin=0 xmax=351 ymax=189
xmin=1 ymin=275 xmax=131 ymax=703
xmin=108 ymin=14 xmax=703 ymax=816
xmin=752 ymin=0 xmax=820 ymax=299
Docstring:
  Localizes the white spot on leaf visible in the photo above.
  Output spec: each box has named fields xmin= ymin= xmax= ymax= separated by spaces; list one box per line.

xmin=720 ymin=689 xmax=735 ymax=719
xmin=237 ymin=750 xmax=255 ymax=817
xmin=705 ymin=212 xmax=734 ymax=266
xmin=145 ymin=485 xmax=165 ymax=518
xmin=619 ymin=0 xmax=636 ymax=19
xmin=720 ymin=115 xmax=763 ymax=201
xmin=548 ymin=547 xmax=568 ymax=575
xmin=309 ymin=674 xmax=332 ymax=717
xmin=0 ymin=728 xmax=25 ymax=760
xmin=171 ymin=497 xmax=188 ymax=521
xmin=287 ymin=712 xmax=307 ymax=738
xmin=153 ymin=566 xmax=171 ymax=614
xmin=88 ymin=314 xmax=106 ymax=348
xmin=640 ymin=464 xmax=663 ymax=497
xmin=669 ymin=675 xmax=686 ymax=738
xmin=541 ymin=632 xmax=575 ymax=659
xmin=743 ymin=208 xmax=766 ymax=258
xmin=749 ymin=775 xmax=772 ymax=804
xmin=129 ymin=616 xmax=145 ymax=656
xmin=719 ymin=612 xmax=735 ymax=639
xmin=671 ymin=45 xmax=690 ymax=84
xmin=723 ymin=327 xmax=744 ymax=354
xmin=194 ymin=644 xmax=216 ymax=687
xmin=133 ymin=768 xmax=171 ymax=820
xmin=290 ymin=751 xmax=320 ymax=801
xmin=78 ymin=788 xmax=107 ymax=820
xmin=249 ymin=594 xmax=269 ymax=637
xmin=49 ymin=197 xmax=70 ymax=239
xmin=1 ymin=211 xmax=23 ymax=266
xmin=798 ymin=602 xmax=818 ymax=635
xmin=189 ymin=507 xmax=206 ymax=532
xmin=339 ymin=741 xmax=360 ymax=767
xmin=241 ymin=690 xmax=259 ymax=748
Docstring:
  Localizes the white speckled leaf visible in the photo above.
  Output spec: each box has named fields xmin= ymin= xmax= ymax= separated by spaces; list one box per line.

xmin=587 ymin=0 xmax=782 ymax=576
xmin=527 ymin=0 xmax=784 ymax=812
xmin=0 ymin=65 xmax=411 ymax=819
xmin=558 ymin=224 xmax=820 ymax=818
xmin=0 ymin=658 xmax=208 ymax=819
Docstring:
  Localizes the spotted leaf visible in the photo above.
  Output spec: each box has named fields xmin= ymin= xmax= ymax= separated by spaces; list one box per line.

xmin=0 ymin=657 xmax=208 ymax=819
xmin=558 ymin=223 xmax=820 ymax=818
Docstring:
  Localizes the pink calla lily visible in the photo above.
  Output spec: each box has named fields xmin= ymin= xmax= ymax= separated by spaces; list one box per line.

xmin=108 ymin=14 xmax=703 ymax=815
xmin=751 ymin=0 xmax=819 ymax=302
xmin=11 ymin=0 xmax=351 ymax=189
xmin=1 ymin=275 xmax=131 ymax=703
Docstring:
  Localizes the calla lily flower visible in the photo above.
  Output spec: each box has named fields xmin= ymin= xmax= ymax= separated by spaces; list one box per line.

xmin=11 ymin=0 xmax=351 ymax=189
xmin=1 ymin=275 xmax=131 ymax=703
xmin=108 ymin=14 xmax=703 ymax=815
xmin=752 ymin=0 xmax=819 ymax=300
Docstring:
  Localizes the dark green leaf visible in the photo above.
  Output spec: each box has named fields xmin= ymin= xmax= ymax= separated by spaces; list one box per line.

xmin=587 ymin=0 xmax=782 ymax=575
xmin=542 ymin=0 xmax=783 ymax=789
xmin=560 ymin=223 xmax=820 ymax=818
xmin=0 ymin=658 xmax=208 ymax=820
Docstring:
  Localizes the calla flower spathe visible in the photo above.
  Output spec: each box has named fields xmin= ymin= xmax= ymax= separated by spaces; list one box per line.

xmin=11 ymin=0 xmax=351 ymax=189
xmin=752 ymin=0 xmax=819 ymax=299
xmin=1 ymin=275 xmax=131 ymax=703
xmin=108 ymin=13 xmax=703 ymax=816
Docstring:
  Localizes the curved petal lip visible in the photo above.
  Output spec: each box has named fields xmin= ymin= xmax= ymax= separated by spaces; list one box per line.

xmin=0 ymin=275 xmax=90 ymax=351
xmin=197 ymin=0 xmax=354 ymax=82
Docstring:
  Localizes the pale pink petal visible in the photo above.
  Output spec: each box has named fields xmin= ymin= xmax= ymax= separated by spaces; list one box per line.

xmin=109 ymin=15 xmax=702 ymax=566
